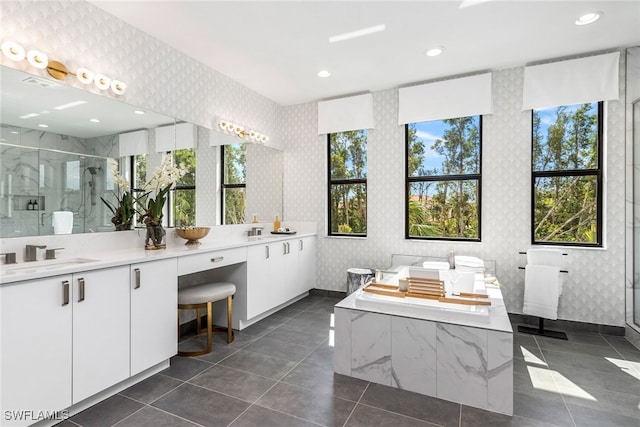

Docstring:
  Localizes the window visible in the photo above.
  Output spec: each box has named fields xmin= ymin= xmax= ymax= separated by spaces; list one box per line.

xmin=328 ymin=130 xmax=367 ymax=236
xmin=170 ymin=148 xmax=196 ymax=227
xmin=221 ymin=143 xmax=246 ymax=224
xmin=532 ymin=102 xmax=602 ymax=246
xmin=406 ymin=116 xmax=481 ymax=240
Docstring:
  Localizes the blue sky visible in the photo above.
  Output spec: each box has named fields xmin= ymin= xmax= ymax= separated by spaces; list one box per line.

xmin=412 ymin=120 xmax=447 ymax=171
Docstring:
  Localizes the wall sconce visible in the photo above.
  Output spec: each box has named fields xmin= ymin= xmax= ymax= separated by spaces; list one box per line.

xmin=219 ymin=119 xmax=269 ymax=144
xmin=1 ymin=40 xmax=127 ymax=95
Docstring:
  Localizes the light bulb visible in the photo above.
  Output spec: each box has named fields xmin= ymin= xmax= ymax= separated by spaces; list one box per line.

xmin=110 ymin=80 xmax=126 ymax=95
xmin=76 ymin=68 xmax=94 ymax=84
xmin=1 ymin=41 xmax=25 ymax=61
xmin=94 ymin=74 xmax=111 ymax=90
xmin=26 ymin=50 xmax=48 ymax=69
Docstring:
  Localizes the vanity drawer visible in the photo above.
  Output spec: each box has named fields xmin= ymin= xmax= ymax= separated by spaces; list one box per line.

xmin=177 ymin=247 xmax=247 ymax=276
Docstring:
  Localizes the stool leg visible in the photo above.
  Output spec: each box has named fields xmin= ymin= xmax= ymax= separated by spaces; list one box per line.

xmin=196 ymin=307 xmax=201 ymax=334
xmin=227 ymin=295 xmax=234 ymax=343
xmin=206 ymin=301 xmax=213 ymax=353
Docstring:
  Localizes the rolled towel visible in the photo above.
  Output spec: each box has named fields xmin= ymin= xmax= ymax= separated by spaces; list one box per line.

xmin=523 ymin=264 xmax=561 ymax=320
xmin=52 ymin=211 xmax=74 ymax=234
xmin=454 ymin=255 xmax=485 ymax=273
xmin=422 ymin=261 xmax=450 ymax=270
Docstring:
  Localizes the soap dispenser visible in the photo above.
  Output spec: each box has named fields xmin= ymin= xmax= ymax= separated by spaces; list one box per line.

xmin=273 ymin=214 xmax=281 ymax=232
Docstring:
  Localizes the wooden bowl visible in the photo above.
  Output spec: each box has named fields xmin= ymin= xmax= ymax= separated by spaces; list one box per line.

xmin=176 ymin=227 xmax=210 ymax=245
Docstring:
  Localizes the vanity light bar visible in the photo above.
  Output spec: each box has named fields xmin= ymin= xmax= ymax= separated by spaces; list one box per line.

xmin=218 ymin=120 xmax=270 ymax=144
xmin=1 ymin=40 xmax=127 ymax=95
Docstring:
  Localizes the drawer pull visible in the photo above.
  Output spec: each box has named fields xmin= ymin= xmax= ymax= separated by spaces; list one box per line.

xmin=266 ymin=246 xmax=270 ymax=259
xmin=78 ymin=277 xmax=85 ymax=302
xmin=299 ymin=240 xmax=303 ymax=251
xmin=134 ymin=268 xmax=141 ymax=289
xmin=211 ymin=256 xmax=224 ymax=263
xmin=62 ymin=280 xmax=69 ymax=306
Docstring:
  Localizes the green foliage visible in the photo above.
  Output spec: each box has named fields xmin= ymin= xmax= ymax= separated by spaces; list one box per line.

xmin=533 ymin=103 xmax=599 ymax=244
xmin=407 ymin=117 xmax=480 ymax=239
xmin=329 ymin=131 xmax=367 ymax=234
xmin=223 ymin=144 xmax=246 ymax=224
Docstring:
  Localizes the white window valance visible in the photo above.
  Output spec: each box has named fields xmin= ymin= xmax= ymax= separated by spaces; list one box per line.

xmin=317 ymin=93 xmax=374 ymax=135
xmin=398 ymin=73 xmax=493 ymax=125
xmin=155 ymin=123 xmax=196 ymax=152
xmin=522 ymin=51 xmax=620 ymax=110
xmin=118 ymin=130 xmax=148 ymax=157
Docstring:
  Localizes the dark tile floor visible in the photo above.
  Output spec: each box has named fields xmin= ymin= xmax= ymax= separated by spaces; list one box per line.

xmin=61 ymin=296 xmax=640 ymax=427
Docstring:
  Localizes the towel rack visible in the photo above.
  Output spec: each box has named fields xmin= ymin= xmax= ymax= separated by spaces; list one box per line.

xmin=518 ymin=266 xmax=568 ymax=273
xmin=517 ymin=251 xmax=568 ymax=340
xmin=518 ymin=251 xmax=568 ymax=256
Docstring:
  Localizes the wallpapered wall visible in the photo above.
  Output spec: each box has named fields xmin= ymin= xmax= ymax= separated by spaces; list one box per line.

xmin=1 ymin=1 xmax=629 ymax=326
xmin=281 ymin=64 xmax=627 ymax=327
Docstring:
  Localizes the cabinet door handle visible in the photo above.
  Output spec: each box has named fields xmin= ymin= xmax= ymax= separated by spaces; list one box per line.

xmin=283 ymin=242 xmax=287 ymax=255
xmin=62 ymin=280 xmax=69 ymax=306
xmin=299 ymin=240 xmax=303 ymax=251
xmin=134 ymin=268 xmax=141 ymax=289
xmin=265 ymin=246 xmax=270 ymax=259
xmin=78 ymin=277 xmax=85 ymax=302
xmin=211 ymin=256 xmax=224 ymax=263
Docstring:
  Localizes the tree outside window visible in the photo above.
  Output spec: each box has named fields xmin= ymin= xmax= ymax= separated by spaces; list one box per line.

xmin=171 ymin=148 xmax=196 ymax=227
xmin=406 ymin=116 xmax=481 ymax=240
xmin=221 ymin=143 xmax=246 ymax=224
xmin=328 ymin=130 xmax=367 ymax=236
xmin=532 ymin=102 xmax=602 ymax=245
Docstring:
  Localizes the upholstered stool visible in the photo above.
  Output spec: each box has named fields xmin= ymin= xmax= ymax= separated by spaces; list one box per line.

xmin=177 ymin=282 xmax=235 ymax=357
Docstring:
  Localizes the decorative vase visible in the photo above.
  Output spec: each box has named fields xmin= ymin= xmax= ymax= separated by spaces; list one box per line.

xmin=145 ymin=223 xmax=166 ymax=250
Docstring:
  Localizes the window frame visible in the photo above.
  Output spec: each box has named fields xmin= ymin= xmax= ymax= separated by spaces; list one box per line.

xmin=404 ymin=116 xmax=483 ymax=242
xmin=530 ymin=101 xmax=603 ymax=247
xmin=220 ymin=144 xmax=246 ymax=225
xmin=327 ymin=130 xmax=368 ymax=237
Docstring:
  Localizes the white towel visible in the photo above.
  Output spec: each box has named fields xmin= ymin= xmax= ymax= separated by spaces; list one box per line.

xmin=523 ymin=264 xmax=561 ymax=320
xmin=422 ymin=261 xmax=450 ymax=270
xmin=526 ymin=248 xmax=564 ymax=294
xmin=454 ymin=255 xmax=485 ymax=273
xmin=52 ymin=211 xmax=74 ymax=235
xmin=526 ymin=248 xmax=563 ymax=267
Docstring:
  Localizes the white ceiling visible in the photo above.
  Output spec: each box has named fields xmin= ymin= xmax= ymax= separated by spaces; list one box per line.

xmin=88 ymin=0 xmax=640 ymax=106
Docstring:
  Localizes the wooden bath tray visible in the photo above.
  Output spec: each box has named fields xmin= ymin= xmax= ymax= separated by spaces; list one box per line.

xmin=362 ymin=283 xmax=490 ymax=306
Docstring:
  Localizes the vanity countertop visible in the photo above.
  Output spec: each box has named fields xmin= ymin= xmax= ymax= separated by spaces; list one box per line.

xmin=0 ymin=231 xmax=316 ymax=285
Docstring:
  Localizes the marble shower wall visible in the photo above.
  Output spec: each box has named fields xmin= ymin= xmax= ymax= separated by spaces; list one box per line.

xmin=282 ymin=62 xmax=628 ymax=327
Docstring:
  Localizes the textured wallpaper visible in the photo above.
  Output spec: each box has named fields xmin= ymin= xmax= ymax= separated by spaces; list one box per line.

xmin=0 ymin=1 xmax=630 ymax=326
xmin=282 ymin=66 xmax=627 ymax=327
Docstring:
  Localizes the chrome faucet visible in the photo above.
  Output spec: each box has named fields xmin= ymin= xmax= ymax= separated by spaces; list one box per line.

xmin=25 ymin=245 xmax=47 ymax=262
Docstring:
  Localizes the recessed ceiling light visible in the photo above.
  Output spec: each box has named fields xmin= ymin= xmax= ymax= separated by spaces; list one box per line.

xmin=329 ymin=24 xmax=386 ymax=43
xmin=89 ymin=118 xmax=101 ymax=123
xmin=19 ymin=113 xmax=39 ymax=119
xmin=134 ymin=110 xmax=145 ymax=115
xmin=575 ymin=11 xmax=602 ymax=25
xmin=53 ymin=100 xmax=87 ymax=110
xmin=426 ymin=46 xmax=445 ymax=57
xmin=10 ymin=131 xmax=19 ymax=134
xmin=317 ymin=70 xmax=331 ymax=78
xmin=37 ymin=124 xmax=48 ymax=128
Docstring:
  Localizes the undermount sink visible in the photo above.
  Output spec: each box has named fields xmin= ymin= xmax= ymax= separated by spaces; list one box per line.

xmin=1 ymin=257 xmax=99 ymax=274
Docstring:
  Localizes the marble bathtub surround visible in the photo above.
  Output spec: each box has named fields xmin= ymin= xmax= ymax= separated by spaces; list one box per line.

xmin=335 ymin=267 xmax=513 ymax=415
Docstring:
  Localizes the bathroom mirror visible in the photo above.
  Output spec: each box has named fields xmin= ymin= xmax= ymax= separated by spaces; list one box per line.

xmin=0 ymin=66 xmax=284 ymax=238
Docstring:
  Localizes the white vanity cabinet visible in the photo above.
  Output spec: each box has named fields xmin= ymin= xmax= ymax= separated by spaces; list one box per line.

xmin=0 ymin=265 xmax=130 ymax=425
xmin=246 ymin=237 xmax=316 ymax=320
xmin=71 ymin=266 xmax=130 ymax=404
xmin=130 ymin=258 xmax=177 ymax=376
xmin=1 ymin=275 xmax=73 ymax=427
xmin=293 ymin=236 xmax=316 ymax=297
